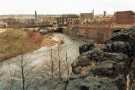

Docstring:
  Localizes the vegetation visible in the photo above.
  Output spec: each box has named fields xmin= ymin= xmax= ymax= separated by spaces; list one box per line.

xmin=0 ymin=29 xmax=41 ymax=60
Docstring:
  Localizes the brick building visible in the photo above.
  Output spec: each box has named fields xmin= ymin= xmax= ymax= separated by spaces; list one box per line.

xmin=56 ymin=14 xmax=80 ymax=26
xmin=40 ymin=15 xmax=59 ymax=25
xmin=78 ymin=21 xmax=112 ymax=43
xmin=80 ymin=12 xmax=94 ymax=24
xmin=78 ymin=11 xmax=113 ymax=43
xmin=114 ymin=11 xmax=135 ymax=25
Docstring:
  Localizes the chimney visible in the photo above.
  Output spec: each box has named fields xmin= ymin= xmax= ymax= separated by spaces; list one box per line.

xmin=103 ymin=11 xmax=106 ymax=17
xmin=91 ymin=9 xmax=94 ymax=19
xmin=34 ymin=10 xmax=38 ymax=24
xmin=92 ymin=9 xmax=94 ymax=16
xmin=35 ymin=10 xmax=37 ymax=20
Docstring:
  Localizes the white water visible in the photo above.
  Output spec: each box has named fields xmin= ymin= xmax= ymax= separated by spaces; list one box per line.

xmin=0 ymin=33 xmax=84 ymax=90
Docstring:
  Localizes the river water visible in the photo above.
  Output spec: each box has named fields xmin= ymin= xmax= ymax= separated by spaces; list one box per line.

xmin=0 ymin=33 xmax=84 ymax=90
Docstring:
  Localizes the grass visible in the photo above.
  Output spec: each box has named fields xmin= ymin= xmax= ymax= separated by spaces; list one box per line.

xmin=0 ymin=29 xmax=41 ymax=60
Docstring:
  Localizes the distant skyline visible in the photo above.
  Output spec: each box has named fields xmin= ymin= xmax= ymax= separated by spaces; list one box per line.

xmin=0 ymin=0 xmax=134 ymax=15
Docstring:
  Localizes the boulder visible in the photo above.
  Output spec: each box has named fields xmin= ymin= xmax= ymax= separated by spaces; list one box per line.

xmin=72 ymin=49 xmax=128 ymax=76
xmin=79 ymin=42 xmax=95 ymax=54
xmin=70 ymin=28 xmax=135 ymax=90
xmin=66 ymin=77 xmax=120 ymax=90
xmin=104 ymin=41 xmax=132 ymax=56
xmin=110 ymin=28 xmax=135 ymax=56
xmin=91 ymin=60 xmax=125 ymax=78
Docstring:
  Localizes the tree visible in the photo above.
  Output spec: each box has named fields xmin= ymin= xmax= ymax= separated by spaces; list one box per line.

xmin=65 ymin=51 xmax=70 ymax=80
xmin=20 ymin=54 xmax=25 ymax=90
xmin=64 ymin=51 xmax=70 ymax=90
xmin=5 ymin=63 xmax=16 ymax=90
xmin=58 ymin=46 xmax=62 ymax=79
xmin=50 ymin=48 xmax=54 ymax=79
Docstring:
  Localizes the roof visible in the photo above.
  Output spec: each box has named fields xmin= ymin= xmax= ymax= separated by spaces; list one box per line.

xmin=114 ymin=11 xmax=135 ymax=15
xmin=80 ymin=13 xmax=93 ymax=16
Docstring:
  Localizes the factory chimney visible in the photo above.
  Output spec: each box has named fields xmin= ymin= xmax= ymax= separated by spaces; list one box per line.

xmin=103 ymin=11 xmax=107 ymax=17
xmin=35 ymin=10 xmax=38 ymax=24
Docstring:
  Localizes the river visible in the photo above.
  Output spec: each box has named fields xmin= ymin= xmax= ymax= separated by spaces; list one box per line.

xmin=0 ymin=33 xmax=84 ymax=90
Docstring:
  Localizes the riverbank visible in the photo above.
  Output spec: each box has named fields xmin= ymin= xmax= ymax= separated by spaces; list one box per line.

xmin=0 ymin=29 xmax=64 ymax=61
xmin=0 ymin=29 xmax=42 ymax=61
xmin=0 ymin=32 xmax=84 ymax=90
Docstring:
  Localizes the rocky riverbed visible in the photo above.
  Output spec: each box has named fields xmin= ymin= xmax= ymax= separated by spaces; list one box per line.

xmin=0 ymin=28 xmax=135 ymax=90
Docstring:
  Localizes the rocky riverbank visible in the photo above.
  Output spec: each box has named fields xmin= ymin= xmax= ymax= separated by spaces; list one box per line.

xmin=0 ymin=28 xmax=135 ymax=90
xmin=41 ymin=28 xmax=135 ymax=90
xmin=71 ymin=28 xmax=135 ymax=90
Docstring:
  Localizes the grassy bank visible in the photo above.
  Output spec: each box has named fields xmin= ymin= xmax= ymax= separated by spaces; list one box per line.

xmin=0 ymin=29 xmax=42 ymax=61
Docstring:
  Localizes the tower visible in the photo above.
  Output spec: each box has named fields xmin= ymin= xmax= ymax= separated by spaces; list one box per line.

xmin=92 ymin=9 xmax=94 ymax=19
xmin=35 ymin=10 xmax=38 ymax=24
xmin=104 ymin=11 xmax=107 ymax=17
xmin=92 ymin=9 xmax=94 ymax=16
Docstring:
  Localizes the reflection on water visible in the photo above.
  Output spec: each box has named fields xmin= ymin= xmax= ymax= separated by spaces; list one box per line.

xmin=0 ymin=33 xmax=84 ymax=90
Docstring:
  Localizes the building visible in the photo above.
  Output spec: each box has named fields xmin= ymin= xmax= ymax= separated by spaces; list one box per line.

xmin=78 ymin=11 xmax=112 ymax=43
xmin=40 ymin=15 xmax=59 ymax=25
xmin=0 ymin=21 xmax=7 ymax=28
xmin=80 ymin=12 xmax=94 ymax=24
xmin=78 ymin=21 xmax=112 ymax=43
xmin=114 ymin=11 xmax=135 ymax=25
xmin=57 ymin=14 xmax=80 ymax=26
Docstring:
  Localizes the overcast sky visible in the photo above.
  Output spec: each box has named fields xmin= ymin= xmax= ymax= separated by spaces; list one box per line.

xmin=0 ymin=0 xmax=134 ymax=15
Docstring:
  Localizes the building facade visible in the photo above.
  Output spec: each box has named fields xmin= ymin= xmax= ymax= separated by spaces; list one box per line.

xmin=114 ymin=11 xmax=135 ymax=25
xmin=78 ymin=21 xmax=112 ymax=43
xmin=78 ymin=11 xmax=113 ymax=43
xmin=56 ymin=14 xmax=80 ymax=26
xmin=80 ymin=13 xmax=94 ymax=24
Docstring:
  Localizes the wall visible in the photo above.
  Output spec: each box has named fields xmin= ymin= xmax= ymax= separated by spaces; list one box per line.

xmin=78 ymin=22 xmax=112 ymax=43
xmin=114 ymin=11 xmax=135 ymax=25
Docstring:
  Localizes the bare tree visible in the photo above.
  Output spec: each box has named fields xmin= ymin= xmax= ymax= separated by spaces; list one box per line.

xmin=6 ymin=63 xmax=16 ymax=90
xmin=65 ymin=51 xmax=70 ymax=80
xmin=5 ymin=55 xmax=26 ymax=90
xmin=50 ymin=48 xmax=54 ymax=79
xmin=58 ymin=46 xmax=62 ymax=79
xmin=20 ymin=54 xmax=25 ymax=90
xmin=64 ymin=51 xmax=70 ymax=90
xmin=126 ymin=74 xmax=130 ymax=90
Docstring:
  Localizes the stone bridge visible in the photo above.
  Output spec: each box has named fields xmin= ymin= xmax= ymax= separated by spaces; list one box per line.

xmin=37 ymin=24 xmax=67 ymax=34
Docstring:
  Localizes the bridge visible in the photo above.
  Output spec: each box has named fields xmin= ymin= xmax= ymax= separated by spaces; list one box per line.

xmin=36 ymin=24 xmax=67 ymax=34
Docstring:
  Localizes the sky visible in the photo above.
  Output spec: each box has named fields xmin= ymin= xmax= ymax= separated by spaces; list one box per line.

xmin=0 ymin=0 xmax=134 ymax=15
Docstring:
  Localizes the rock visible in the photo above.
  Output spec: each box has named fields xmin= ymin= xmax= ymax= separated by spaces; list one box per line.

xmin=79 ymin=42 xmax=95 ymax=54
xmin=70 ymin=28 xmax=135 ymax=90
xmin=130 ymin=57 xmax=135 ymax=79
xmin=72 ymin=49 xmax=103 ymax=75
xmin=104 ymin=41 xmax=132 ymax=55
xmin=103 ymin=52 xmax=128 ymax=63
xmin=72 ymin=49 xmax=128 ymax=76
xmin=66 ymin=77 xmax=119 ymax=90
xmin=32 ymin=76 xmax=124 ymax=90
xmin=84 ymin=49 xmax=104 ymax=62
xmin=35 ymin=80 xmax=65 ymax=90
xmin=91 ymin=60 xmax=125 ymax=78
xmin=110 ymin=28 xmax=135 ymax=56
xmin=112 ymin=32 xmax=130 ymax=41
xmin=72 ymin=66 xmax=82 ymax=74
